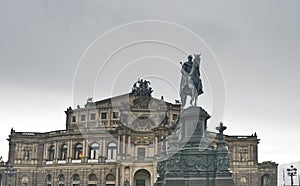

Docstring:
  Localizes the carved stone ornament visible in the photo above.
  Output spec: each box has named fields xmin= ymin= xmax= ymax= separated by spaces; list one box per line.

xmin=131 ymin=79 xmax=153 ymax=97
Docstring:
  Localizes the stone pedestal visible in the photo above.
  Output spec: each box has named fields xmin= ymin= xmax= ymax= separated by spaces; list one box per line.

xmin=156 ymin=107 xmax=234 ymax=186
xmin=180 ymin=107 xmax=210 ymax=149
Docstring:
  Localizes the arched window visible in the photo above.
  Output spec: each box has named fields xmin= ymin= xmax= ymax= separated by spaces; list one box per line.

xmin=89 ymin=143 xmax=100 ymax=160
xmin=74 ymin=144 xmax=83 ymax=159
xmin=106 ymin=174 xmax=116 ymax=186
xmin=88 ymin=174 xmax=97 ymax=186
xmin=262 ymin=174 xmax=271 ymax=186
xmin=45 ymin=175 xmax=51 ymax=186
xmin=48 ymin=145 xmax=55 ymax=161
xmin=134 ymin=169 xmax=151 ymax=186
xmin=60 ymin=144 xmax=67 ymax=160
xmin=21 ymin=176 xmax=28 ymax=186
xmin=72 ymin=174 xmax=80 ymax=186
xmin=58 ymin=174 xmax=65 ymax=186
xmin=107 ymin=142 xmax=117 ymax=161
xmin=240 ymin=177 xmax=247 ymax=186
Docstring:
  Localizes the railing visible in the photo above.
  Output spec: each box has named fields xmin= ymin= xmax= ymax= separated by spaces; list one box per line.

xmin=88 ymin=159 xmax=98 ymax=163
xmin=57 ymin=160 xmax=66 ymax=164
xmin=131 ymin=156 xmax=155 ymax=162
xmin=105 ymin=159 xmax=117 ymax=163
xmin=45 ymin=161 xmax=53 ymax=165
xmin=44 ymin=157 xmax=110 ymax=165
xmin=14 ymin=130 xmax=68 ymax=137
xmin=71 ymin=159 xmax=82 ymax=163
xmin=43 ymin=156 xmax=155 ymax=165
xmin=21 ymin=132 xmax=35 ymax=136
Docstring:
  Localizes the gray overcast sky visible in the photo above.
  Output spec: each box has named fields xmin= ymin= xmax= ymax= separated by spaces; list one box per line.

xmin=1 ymin=0 xmax=300 ymax=165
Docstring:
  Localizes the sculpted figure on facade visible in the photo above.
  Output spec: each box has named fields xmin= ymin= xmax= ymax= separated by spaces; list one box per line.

xmin=132 ymin=79 xmax=153 ymax=97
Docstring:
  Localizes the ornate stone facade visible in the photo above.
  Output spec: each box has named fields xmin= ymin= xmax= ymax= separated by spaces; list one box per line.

xmin=0 ymin=92 xmax=277 ymax=186
xmin=224 ymin=135 xmax=278 ymax=186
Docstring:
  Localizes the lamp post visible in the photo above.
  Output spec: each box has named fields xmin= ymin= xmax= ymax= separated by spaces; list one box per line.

xmin=5 ymin=162 xmax=17 ymax=186
xmin=287 ymin=165 xmax=297 ymax=186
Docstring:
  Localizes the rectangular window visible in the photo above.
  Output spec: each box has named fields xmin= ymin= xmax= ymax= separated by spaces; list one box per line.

xmin=23 ymin=150 xmax=30 ymax=160
xmin=72 ymin=116 xmax=76 ymax=122
xmin=112 ymin=112 xmax=119 ymax=119
xmin=101 ymin=112 xmax=107 ymax=119
xmin=173 ymin=114 xmax=178 ymax=121
xmin=138 ymin=148 xmax=145 ymax=158
xmin=107 ymin=148 xmax=117 ymax=160
xmin=90 ymin=113 xmax=96 ymax=120
xmin=80 ymin=114 xmax=86 ymax=121
xmin=78 ymin=150 xmax=83 ymax=159
xmin=90 ymin=149 xmax=99 ymax=159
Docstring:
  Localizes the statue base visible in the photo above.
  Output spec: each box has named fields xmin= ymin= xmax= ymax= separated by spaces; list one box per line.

xmin=156 ymin=107 xmax=234 ymax=186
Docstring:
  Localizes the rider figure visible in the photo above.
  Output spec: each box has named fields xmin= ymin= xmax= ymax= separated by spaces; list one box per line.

xmin=182 ymin=55 xmax=193 ymax=72
xmin=181 ymin=55 xmax=193 ymax=86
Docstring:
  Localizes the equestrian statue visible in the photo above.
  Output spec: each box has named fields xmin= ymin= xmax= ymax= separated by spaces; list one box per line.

xmin=180 ymin=54 xmax=203 ymax=108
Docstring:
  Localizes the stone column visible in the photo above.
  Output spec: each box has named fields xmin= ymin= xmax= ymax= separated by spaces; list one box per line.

xmin=44 ymin=143 xmax=48 ymax=161
xmin=121 ymin=167 xmax=125 ymax=186
xmin=233 ymin=145 xmax=236 ymax=163
xmin=16 ymin=143 xmax=20 ymax=160
xmin=68 ymin=140 xmax=72 ymax=162
xmin=99 ymin=138 xmax=103 ymax=162
xmin=108 ymin=107 xmax=111 ymax=127
xmin=250 ymin=145 xmax=254 ymax=162
xmin=128 ymin=135 xmax=131 ymax=155
xmin=86 ymin=140 xmax=90 ymax=161
xmin=123 ymin=134 xmax=126 ymax=155
xmin=100 ymin=169 xmax=105 ymax=186
xmin=83 ymin=140 xmax=87 ymax=162
xmin=116 ymin=168 xmax=119 ymax=186
xmin=32 ymin=143 xmax=37 ymax=161
xmin=117 ymin=134 xmax=120 ymax=155
xmin=55 ymin=141 xmax=60 ymax=162
xmin=102 ymin=138 xmax=106 ymax=160
xmin=129 ymin=167 xmax=133 ymax=186
xmin=155 ymin=136 xmax=158 ymax=156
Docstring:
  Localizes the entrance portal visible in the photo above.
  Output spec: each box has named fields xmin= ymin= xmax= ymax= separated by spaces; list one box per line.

xmin=134 ymin=169 xmax=151 ymax=186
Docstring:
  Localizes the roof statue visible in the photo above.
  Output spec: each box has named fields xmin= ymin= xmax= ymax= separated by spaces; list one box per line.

xmin=180 ymin=54 xmax=203 ymax=108
xmin=87 ymin=97 xmax=93 ymax=102
xmin=131 ymin=79 xmax=153 ymax=97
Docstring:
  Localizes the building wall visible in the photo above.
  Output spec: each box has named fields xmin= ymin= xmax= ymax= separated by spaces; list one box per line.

xmin=225 ymin=135 xmax=260 ymax=186
xmin=5 ymin=95 xmax=277 ymax=185
xmin=258 ymin=162 xmax=278 ymax=186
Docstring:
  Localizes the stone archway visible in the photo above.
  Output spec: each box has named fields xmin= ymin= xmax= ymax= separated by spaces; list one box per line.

xmin=134 ymin=169 xmax=151 ymax=186
xmin=261 ymin=174 xmax=271 ymax=186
